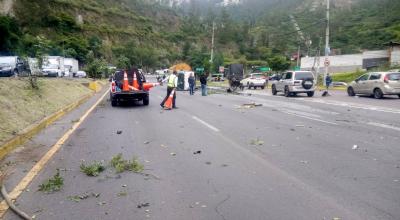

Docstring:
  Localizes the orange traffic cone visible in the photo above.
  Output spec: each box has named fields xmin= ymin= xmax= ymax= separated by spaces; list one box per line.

xmin=163 ymin=89 xmax=175 ymax=110
xmin=122 ymin=71 xmax=129 ymax=92
xmin=143 ymin=83 xmax=160 ymax=91
xmin=133 ymin=72 xmax=139 ymax=90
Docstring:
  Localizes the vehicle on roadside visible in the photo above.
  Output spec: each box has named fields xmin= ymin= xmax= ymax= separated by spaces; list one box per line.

xmin=64 ymin=58 xmax=79 ymax=77
xmin=42 ymin=56 xmax=65 ymax=77
xmin=271 ymin=71 xmax=316 ymax=97
xmin=240 ymin=73 xmax=266 ymax=89
xmin=210 ymin=73 xmax=224 ymax=81
xmin=110 ymin=69 xmax=149 ymax=107
xmin=76 ymin=70 xmax=87 ymax=78
xmin=225 ymin=64 xmax=244 ymax=92
xmin=0 ymin=56 xmax=27 ymax=77
xmin=347 ymin=72 xmax=400 ymax=99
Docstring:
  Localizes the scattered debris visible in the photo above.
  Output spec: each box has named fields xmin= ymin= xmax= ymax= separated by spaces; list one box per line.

xmin=71 ymin=119 xmax=80 ymax=123
xmin=170 ymin=153 xmax=176 ymax=156
xmin=193 ymin=150 xmax=202 ymax=155
xmin=143 ymin=141 xmax=150 ymax=144
xmin=137 ymin=203 xmax=150 ymax=208
xmin=332 ymin=217 xmax=342 ymax=220
xmin=250 ymin=138 xmax=264 ymax=146
xmin=290 ymin=128 xmax=296 ymax=132
xmin=116 ymin=130 xmax=123 ymax=135
xmin=110 ymin=153 xmax=144 ymax=173
xmin=80 ymin=161 xmax=106 ymax=177
xmin=300 ymin=160 xmax=309 ymax=164
xmin=97 ymin=201 xmax=106 ymax=206
xmin=122 ymin=184 xmax=127 ymax=187
xmin=221 ymin=164 xmax=228 ymax=167
xmin=38 ymin=170 xmax=63 ymax=193
xmin=68 ymin=192 xmax=100 ymax=202
xmin=205 ymin=162 xmax=212 ymax=165
xmin=117 ymin=191 xmax=128 ymax=197
xmin=352 ymin=145 xmax=359 ymax=150
xmin=201 ymin=205 xmax=207 ymax=208
xmin=237 ymin=103 xmax=263 ymax=109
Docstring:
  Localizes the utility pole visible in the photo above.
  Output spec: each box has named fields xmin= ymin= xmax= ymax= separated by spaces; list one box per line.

xmin=324 ymin=0 xmax=330 ymax=86
xmin=210 ymin=21 xmax=216 ymax=63
xmin=296 ymin=45 xmax=301 ymax=68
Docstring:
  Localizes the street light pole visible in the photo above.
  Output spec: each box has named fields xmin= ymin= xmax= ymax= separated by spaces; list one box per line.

xmin=324 ymin=0 xmax=330 ymax=86
xmin=210 ymin=21 xmax=215 ymax=63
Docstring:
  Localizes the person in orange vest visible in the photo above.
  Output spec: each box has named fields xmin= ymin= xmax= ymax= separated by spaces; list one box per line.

xmin=160 ymin=71 xmax=178 ymax=109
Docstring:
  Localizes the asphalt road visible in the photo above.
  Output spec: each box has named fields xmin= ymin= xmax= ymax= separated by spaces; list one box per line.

xmin=2 ymin=81 xmax=400 ymax=220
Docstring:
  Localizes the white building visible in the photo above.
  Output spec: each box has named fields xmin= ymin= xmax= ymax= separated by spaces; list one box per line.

xmin=301 ymin=48 xmax=400 ymax=74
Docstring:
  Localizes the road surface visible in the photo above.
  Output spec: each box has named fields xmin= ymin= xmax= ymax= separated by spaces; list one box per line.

xmin=1 ymin=82 xmax=400 ymax=220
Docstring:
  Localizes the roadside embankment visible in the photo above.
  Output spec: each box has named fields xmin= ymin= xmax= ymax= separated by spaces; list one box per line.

xmin=0 ymin=78 xmax=98 ymax=151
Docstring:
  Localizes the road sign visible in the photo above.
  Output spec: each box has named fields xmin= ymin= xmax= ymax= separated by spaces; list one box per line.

xmin=260 ymin=67 xmax=271 ymax=72
xmin=324 ymin=58 xmax=330 ymax=67
xmin=196 ymin=67 xmax=204 ymax=72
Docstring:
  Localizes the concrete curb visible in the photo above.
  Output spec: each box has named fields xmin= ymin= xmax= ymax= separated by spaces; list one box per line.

xmin=0 ymin=82 xmax=103 ymax=160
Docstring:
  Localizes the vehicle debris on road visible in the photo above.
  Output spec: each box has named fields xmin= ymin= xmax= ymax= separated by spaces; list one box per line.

xmin=137 ymin=203 xmax=150 ymax=208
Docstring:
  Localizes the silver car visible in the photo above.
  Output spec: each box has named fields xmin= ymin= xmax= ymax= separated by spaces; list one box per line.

xmin=347 ymin=72 xmax=400 ymax=99
xmin=271 ymin=71 xmax=316 ymax=97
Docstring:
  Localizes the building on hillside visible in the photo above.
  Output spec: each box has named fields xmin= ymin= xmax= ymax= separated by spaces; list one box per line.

xmin=386 ymin=41 xmax=400 ymax=67
xmin=301 ymin=45 xmax=400 ymax=73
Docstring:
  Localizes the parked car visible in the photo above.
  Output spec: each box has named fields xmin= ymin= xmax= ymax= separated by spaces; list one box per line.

xmin=76 ymin=70 xmax=87 ymax=78
xmin=347 ymin=72 xmax=400 ymax=99
xmin=271 ymin=71 xmax=316 ymax=97
xmin=0 ymin=56 xmax=27 ymax=77
xmin=240 ymin=73 xmax=266 ymax=89
xmin=210 ymin=73 xmax=224 ymax=81
xmin=64 ymin=58 xmax=79 ymax=77
xmin=42 ymin=56 xmax=65 ymax=77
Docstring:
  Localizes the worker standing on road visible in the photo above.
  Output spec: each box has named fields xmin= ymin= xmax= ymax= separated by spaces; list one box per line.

xmin=188 ymin=72 xmax=195 ymax=95
xmin=325 ymin=73 xmax=332 ymax=95
xmin=160 ymin=71 xmax=178 ymax=109
xmin=200 ymin=73 xmax=208 ymax=96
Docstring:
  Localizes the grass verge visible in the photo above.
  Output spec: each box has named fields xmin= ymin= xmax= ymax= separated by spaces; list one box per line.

xmin=0 ymin=78 xmax=93 ymax=145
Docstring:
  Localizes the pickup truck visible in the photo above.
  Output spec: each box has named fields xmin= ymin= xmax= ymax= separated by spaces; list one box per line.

xmin=110 ymin=69 xmax=149 ymax=107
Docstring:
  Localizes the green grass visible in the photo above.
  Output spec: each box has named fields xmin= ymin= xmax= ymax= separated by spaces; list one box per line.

xmin=0 ymin=78 xmax=93 ymax=145
xmin=80 ymin=161 xmax=106 ymax=177
xmin=38 ymin=170 xmax=64 ymax=193
xmin=110 ymin=153 xmax=144 ymax=173
xmin=331 ymin=70 xmax=366 ymax=83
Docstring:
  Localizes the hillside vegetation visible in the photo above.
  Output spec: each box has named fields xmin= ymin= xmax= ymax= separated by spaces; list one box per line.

xmin=0 ymin=0 xmax=399 ymax=73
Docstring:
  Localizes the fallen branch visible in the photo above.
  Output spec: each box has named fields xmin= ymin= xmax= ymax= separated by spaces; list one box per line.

xmin=1 ymin=184 xmax=32 ymax=220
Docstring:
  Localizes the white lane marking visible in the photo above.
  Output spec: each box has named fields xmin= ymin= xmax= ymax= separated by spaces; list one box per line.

xmin=367 ymin=122 xmax=400 ymax=132
xmin=281 ymin=110 xmax=338 ymax=125
xmin=192 ymin=116 xmax=220 ymax=132
xmin=303 ymin=98 xmax=400 ymax=114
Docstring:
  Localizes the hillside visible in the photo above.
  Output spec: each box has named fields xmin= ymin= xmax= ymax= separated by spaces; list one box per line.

xmin=1 ymin=0 xmax=399 ymax=74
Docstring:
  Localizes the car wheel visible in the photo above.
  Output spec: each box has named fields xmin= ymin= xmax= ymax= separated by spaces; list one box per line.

xmin=373 ymin=88 xmax=383 ymax=99
xmin=272 ymin=85 xmax=277 ymax=95
xmin=111 ymin=99 xmax=117 ymax=107
xmin=398 ymin=94 xmax=400 ymax=99
xmin=307 ymin=91 xmax=314 ymax=97
xmin=13 ymin=69 xmax=18 ymax=77
xmin=261 ymin=86 xmax=265 ymax=90
xmin=347 ymin=87 xmax=355 ymax=96
xmin=143 ymin=95 xmax=149 ymax=106
xmin=284 ymin=86 xmax=291 ymax=97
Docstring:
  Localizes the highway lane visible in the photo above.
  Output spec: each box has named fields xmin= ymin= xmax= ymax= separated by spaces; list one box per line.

xmin=2 ymin=85 xmax=400 ymax=220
